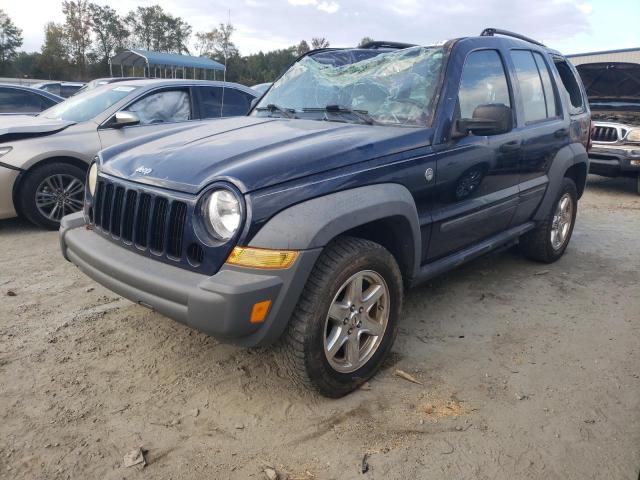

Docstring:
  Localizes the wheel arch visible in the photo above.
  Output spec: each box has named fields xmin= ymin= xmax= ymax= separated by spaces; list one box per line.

xmin=533 ymin=143 xmax=588 ymax=221
xmin=248 ymin=183 xmax=423 ymax=283
xmin=12 ymin=156 xmax=89 ymax=216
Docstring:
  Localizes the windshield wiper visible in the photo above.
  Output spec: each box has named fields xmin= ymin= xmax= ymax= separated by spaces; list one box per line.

xmin=303 ymin=105 xmax=377 ymax=125
xmin=255 ymin=103 xmax=297 ymax=119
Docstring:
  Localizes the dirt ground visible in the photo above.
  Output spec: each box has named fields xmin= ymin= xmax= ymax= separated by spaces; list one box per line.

xmin=1 ymin=175 xmax=638 ymax=480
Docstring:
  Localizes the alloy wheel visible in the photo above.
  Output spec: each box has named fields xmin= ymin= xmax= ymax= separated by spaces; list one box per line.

xmin=323 ymin=270 xmax=390 ymax=373
xmin=35 ymin=174 xmax=85 ymax=222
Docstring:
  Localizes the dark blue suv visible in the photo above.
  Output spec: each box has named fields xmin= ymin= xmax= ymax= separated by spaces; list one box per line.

xmin=60 ymin=29 xmax=591 ymax=397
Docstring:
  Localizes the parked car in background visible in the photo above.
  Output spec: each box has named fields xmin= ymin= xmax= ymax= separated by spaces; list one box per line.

xmin=251 ymin=82 xmax=272 ymax=95
xmin=60 ymin=30 xmax=590 ymax=397
xmin=0 ymin=79 xmax=257 ymax=228
xmin=74 ymin=77 xmax=146 ymax=95
xmin=576 ymin=62 xmax=640 ymax=194
xmin=33 ymin=81 xmax=86 ymax=98
xmin=0 ymin=84 xmax=63 ymax=115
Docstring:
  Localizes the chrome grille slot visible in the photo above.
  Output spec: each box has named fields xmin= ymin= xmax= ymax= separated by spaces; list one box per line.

xmin=592 ymin=126 xmax=618 ymax=143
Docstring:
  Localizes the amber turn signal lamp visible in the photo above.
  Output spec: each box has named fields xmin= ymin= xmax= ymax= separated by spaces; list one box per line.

xmin=226 ymin=246 xmax=298 ymax=269
xmin=250 ymin=300 xmax=272 ymax=324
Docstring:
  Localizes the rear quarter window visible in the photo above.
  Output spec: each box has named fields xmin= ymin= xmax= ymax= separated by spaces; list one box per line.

xmin=553 ymin=58 xmax=585 ymax=115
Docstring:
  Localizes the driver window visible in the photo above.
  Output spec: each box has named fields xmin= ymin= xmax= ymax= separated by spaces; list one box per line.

xmin=125 ymin=89 xmax=191 ymax=125
xmin=458 ymin=50 xmax=511 ymax=119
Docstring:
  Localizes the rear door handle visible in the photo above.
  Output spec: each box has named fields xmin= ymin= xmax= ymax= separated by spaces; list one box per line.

xmin=554 ymin=128 xmax=569 ymax=138
xmin=499 ymin=141 xmax=520 ymax=152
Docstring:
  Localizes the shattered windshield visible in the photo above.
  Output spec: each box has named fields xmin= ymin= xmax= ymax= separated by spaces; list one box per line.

xmin=254 ymin=46 xmax=445 ymax=126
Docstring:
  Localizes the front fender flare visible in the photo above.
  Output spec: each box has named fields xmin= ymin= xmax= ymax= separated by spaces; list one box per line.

xmin=249 ymin=183 xmax=422 ymax=277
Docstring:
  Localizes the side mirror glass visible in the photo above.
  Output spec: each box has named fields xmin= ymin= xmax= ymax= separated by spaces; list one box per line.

xmin=453 ymin=104 xmax=513 ymax=137
xmin=112 ymin=111 xmax=140 ymax=128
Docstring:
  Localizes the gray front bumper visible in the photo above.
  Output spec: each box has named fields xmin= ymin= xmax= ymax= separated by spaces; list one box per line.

xmin=589 ymin=145 xmax=640 ymax=176
xmin=60 ymin=212 xmax=321 ymax=347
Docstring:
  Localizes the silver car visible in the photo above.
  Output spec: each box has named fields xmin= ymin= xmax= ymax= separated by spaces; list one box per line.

xmin=0 ymin=79 xmax=257 ymax=228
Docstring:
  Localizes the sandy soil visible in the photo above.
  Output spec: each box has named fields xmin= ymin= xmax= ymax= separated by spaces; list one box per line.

xmin=1 ymin=175 xmax=639 ymax=480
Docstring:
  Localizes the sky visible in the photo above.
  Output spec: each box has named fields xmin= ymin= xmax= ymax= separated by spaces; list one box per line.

xmin=3 ymin=0 xmax=639 ymax=56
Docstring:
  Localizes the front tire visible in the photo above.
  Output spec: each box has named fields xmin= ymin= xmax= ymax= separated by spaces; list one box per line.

xmin=17 ymin=162 xmax=86 ymax=229
xmin=280 ymin=237 xmax=403 ymax=397
xmin=520 ymin=177 xmax=578 ymax=263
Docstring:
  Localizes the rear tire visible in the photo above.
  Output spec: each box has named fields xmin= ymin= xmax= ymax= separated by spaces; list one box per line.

xmin=520 ymin=177 xmax=577 ymax=263
xmin=279 ymin=237 xmax=403 ymax=398
xmin=636 ymin=173 xmax=640 ymax=195
xmin=17 ymin=162 xmax=86 ymax=229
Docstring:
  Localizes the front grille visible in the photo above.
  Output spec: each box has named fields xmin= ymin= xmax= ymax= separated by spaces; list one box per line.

xmin=93 ymin=179 xmax=188 ymax=261
xmin=592 ymin=126 xmax=618 ymax=143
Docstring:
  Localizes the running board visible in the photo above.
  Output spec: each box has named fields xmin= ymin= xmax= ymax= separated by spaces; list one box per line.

xmin=411 ymin=222 xmax=535 ymax=287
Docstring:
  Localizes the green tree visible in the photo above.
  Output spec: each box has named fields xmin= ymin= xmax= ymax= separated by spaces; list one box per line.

xmin=358 ymin=36 xmax=374 ymax=47
xmin=38 ymin=22 xmax=71 ymax=79
xmin=296 ymin=40 xmax=310 ymax=56
xmin=0 ymin=9 xmax=23 ymax=75
xmin=62 ymin=0 xmax=92 ymax=77
xmin=126 ymin=6 xmax=191 ymax=54
xmin=88 ymin=3 xmax=128 ymax=67
xmin=311 ymin=37 xmax=330 ymax=49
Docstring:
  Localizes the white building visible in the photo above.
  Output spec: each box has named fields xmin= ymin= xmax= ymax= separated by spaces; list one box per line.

xmin=567 ymin=47 xmax=640 ymax=66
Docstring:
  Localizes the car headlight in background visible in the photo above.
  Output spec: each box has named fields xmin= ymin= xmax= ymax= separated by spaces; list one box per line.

xmin=626 ymin=129 xmax=640 ymax=143
xmin=0 ymin=146 xmax=12 ymax=159
xmin=88 ymin=162 xmax=98 ymax=195
xmin=204 ymin=189 xmax=241 ymax=241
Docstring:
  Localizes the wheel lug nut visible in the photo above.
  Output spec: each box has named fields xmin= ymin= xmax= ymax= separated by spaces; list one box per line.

xmin=359 ymin=307 xmax=364 ymax=313
xmin=350 ymin=305 xmax=355 ymax=312
xmin=343 ymin=318 xmax=348 ymax=325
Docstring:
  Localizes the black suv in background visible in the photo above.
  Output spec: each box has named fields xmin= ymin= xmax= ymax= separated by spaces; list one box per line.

xmin=61 ymin=29 xmax=591 ymax=397
xmin=576 ymin=62 xmax=640 ymax=194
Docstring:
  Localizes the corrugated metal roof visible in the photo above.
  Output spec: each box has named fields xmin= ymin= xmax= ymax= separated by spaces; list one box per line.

xmin=110 ymin=49 xmax=225 ymax=71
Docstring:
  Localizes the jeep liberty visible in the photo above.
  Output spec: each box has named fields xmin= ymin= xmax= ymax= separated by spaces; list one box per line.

xmin=60 ymin=29 xmax=591 ymax=397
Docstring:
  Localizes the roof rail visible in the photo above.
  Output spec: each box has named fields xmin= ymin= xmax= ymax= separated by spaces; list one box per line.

xmin=359 ymin=41 xmax=417 ymax=50
xmin=480 ymin=28 xmax=545 ymax=47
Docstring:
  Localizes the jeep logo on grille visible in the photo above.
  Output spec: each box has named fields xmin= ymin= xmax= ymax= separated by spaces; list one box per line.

xmin=134 ymin=166 xmax=153 ymax=175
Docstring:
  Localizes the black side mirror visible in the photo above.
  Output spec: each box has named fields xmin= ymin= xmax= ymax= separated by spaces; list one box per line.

xmin=454 ymin=104 xmax=513 ymax=138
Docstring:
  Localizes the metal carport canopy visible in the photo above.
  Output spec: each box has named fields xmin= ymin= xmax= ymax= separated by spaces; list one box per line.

xmin=110 ymin=49 xmax=225 ymax=71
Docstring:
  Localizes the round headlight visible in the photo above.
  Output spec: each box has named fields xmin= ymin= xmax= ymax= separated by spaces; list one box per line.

xmin=88 ymin=163 xmax=98 ymax=196
xmin=205 ymin=189 xmax=241 ymax=241
xmin=626 ymin=129 xmax=640 ymax=143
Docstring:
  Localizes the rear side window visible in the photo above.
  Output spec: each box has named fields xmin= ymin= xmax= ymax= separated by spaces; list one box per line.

xmin=199 ymin=86 xmax=223 ymax=118
xmin=221 ymin=89 xmax=254 ymax=116
xmin=554 ymin=58 xmax=585 ymax=115
xmin=510 ymin=50 xmax=550 ymax=123
xmin=458 ymin=50 xmax=511 ymax=119
xmin=532 ymin=52 xmax=559 ymax=118
xmin=0 ymin=87 xmax=44 ymax=113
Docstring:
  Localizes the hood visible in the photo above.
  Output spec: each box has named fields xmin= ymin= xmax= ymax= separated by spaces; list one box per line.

xmin=0 ymin=115 xmax=76 ymax=143
xmin=576 ymin=62 xmax=640 ymax=102
xmin=100 ymin=116 xmax=431 ymax=194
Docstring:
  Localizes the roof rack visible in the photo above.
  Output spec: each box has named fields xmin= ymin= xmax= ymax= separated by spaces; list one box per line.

xmin=480 ymin=28 xmax=545 ymax=47
xmin=359 ymin=41 xmax=417 ymax=50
